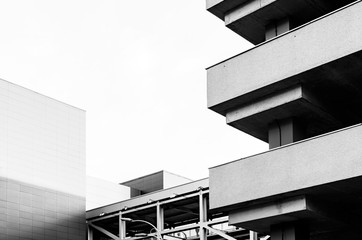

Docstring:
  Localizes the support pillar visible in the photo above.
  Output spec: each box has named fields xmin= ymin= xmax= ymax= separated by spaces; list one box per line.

xmin=199 ymin=191 xmax=208 ymax=240
xmin=265 ymin=17 xmax=291 ymax=40
xmin=250 ymin=231 xmax=258 ymax=240
xmin=87 ymin=225 xmax=93 ymax=240
xmin=268 ymin=118 xmax=306 ymax=149
xmin=271 ymin=222 xmax=308 ymax=240
xmin=119 ymin=212 xmax=126 ymax=240
xmin=157 ymin=202 xmax=164 ymax=240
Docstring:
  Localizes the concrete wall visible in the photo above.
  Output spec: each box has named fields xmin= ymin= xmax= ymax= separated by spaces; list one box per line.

xmin=209 ymin=124 xmax=362 ymax=210
xmin=163 ymin=171 xmax=192 ymax=189
xmin=207 ymin=1 xmax=362 ymax=112
xmin=86 ymin=176 xmax=130 ymax=210
xmin=0 ymin=79 xmax=86 ymax=239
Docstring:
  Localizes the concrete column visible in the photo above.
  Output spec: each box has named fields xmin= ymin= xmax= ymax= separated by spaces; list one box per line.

xmin=271 ymin=223 xmax=308 ymax=240
xmin=266 ymin=17 xmax=290 ymax=40
xmin=268 ymin=118 xmax=306 ymax=149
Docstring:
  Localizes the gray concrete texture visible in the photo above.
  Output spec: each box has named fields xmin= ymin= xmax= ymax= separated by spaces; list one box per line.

xmin=221 ymin=0 xmax=355 ymax=44
xmin=209 ymin=124 xmax=362 ymax=210
xmin=225 ymin=84 xmax=341 ymax=142
xmin=207 ymin=0 xmax=362 ymax=114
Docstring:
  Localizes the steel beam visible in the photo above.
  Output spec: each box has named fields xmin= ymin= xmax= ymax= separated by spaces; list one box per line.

xmin=88 ymin=222 xmax=119 ymax=240
xmin=199 ymin=191 xmax=208 ymax=240
xmin=157 ymin=202 xmax=164 ymax=231
xmin=203 ymin=225 xmax=238 ymax=240
xmin=119 ymin=212 xmax=126 ymax=240
xmin=250 ymin=231 xmax=258 ymax=240
xmin=87 ymin=225 xmax=93 ymax=240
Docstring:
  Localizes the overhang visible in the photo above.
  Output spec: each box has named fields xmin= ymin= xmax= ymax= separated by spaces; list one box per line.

xmin=226 ymin=84 xmax=341 ymax=142
xmin=209 ymin=124 xmax=362 ymax=211
xmin=207 ymin=1 xmax=362 ymax=138
xmin=207 ymin=0 xmax=356 ymax=44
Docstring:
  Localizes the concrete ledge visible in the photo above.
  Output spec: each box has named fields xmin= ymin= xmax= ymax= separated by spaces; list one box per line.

xmin=206 ymin=0 xmax=249 ymax=20
xmin=209 ymin=124 xmax=362 ymax=210
xmin=228 ymin=195 xmax=362 ymax=234
xmin=229 ymin=196 xmax=308 ymax=227
xmin=223 ymin=0 xmax=355 ymax=44
xmin=225 ymin=85 xmax=341 ymax=141
xmin=207 ymin=1 xmax=362 ymax=117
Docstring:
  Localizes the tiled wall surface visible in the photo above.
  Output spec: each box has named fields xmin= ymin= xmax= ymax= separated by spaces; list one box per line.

xmin=0 ymin=79 xmax=86 ymax=239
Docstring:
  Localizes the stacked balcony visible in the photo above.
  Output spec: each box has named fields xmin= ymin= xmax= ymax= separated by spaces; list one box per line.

xmin=206 ymin=0 xmax=362 ymax=239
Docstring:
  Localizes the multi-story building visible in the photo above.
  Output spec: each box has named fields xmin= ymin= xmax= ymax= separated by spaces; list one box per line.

xmin=0 ymin=79 xmax=86 ymax=239
xmin=206 ymin=0 xmax=362 ymax=240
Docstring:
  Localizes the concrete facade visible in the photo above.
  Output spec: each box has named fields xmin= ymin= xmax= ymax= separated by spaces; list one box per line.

xmin=0 ymin=79 xmax=86 ymax=239
xmin=206 ymin=0 xmax=362 ymax=239
xmin=210 ymin=124 xmax=362 ymax=210
xmin=208 ymin=1 xmax=362 ymax=114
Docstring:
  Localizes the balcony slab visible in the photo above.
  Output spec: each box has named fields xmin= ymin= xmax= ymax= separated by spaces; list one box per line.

xmin=207 ymin=0 xmax=356 ymax=44
xmin=207 ymin=0 xmax=362 ymax=130
xmin=226 ymin=84 xmax=341 ymax=141
xmin=209 ymin=124 xmax=362 ymax=211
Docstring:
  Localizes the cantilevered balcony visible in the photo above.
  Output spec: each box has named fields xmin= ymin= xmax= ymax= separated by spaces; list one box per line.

xmin=209 ymin=124 xmax=362 ymax=236
xmin=207 ymin=0 xmax=362 ymax=142
xmin=207 ymin=0 xmax=356 ymax=44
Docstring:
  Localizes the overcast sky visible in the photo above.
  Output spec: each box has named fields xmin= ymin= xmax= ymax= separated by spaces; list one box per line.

xmin=0 ymin=0 xmax=267 ymax=182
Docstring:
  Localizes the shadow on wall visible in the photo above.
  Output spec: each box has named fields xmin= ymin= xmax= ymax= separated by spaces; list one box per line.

xmin=0 ymin=176 xmax=86 ymax=240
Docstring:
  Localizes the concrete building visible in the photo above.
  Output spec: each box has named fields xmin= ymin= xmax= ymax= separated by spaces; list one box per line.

xmin=206 ymin=0 xmax=362 ymax=240
xmin=0 ymin=79 xmax=86 ymax=239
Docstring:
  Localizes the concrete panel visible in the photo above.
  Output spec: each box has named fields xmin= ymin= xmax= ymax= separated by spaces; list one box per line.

xmin=206 ymin=0 xmax=249 ymax=20
xmin=209 ymin=124 xmax=362 ymax=210
xmin=224 ymin=0 xmax=276 ymax=25
xmin=208 ymin=0 xmax=355 ymax=44
xmin=207 ymin=1 xmax=362 ymax=114
xmin=225 ymin=85 xmax=341 ymax=142
xmin=0 ymin=79 xmax=86 ymax=239
xmin=229 ymin=196 xmax=308 ymax=225
xmin=226 ymin=85 xmax=303 ymax=122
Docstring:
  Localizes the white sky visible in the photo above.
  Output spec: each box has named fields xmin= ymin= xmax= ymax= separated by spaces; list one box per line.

xmin=0 ymin=0 xmax=267 ymax=183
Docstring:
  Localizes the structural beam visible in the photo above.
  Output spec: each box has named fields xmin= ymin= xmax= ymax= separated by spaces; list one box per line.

xmin=87 ymin=225 xmax=93 ymax=240
xmin=203 ymin=225 xmax=238 ymax=240
xmin=119 ymin=212 xmax=126 ymax=240
xmin=199 ymin=191 xmax=208 ymax=240
xmin=88 ymin=222 xmax=119 ymax=240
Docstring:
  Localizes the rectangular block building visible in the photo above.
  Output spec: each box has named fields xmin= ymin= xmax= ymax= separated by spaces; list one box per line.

xmin=0 ymin=79 xmax=86 ymax=239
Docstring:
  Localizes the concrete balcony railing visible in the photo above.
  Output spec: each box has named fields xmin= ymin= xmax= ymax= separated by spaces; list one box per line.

xmin=207 ymin=0 xmax=362 ymax=140
xmin=209 ymin=123 xmax=362 ymax=209
xmin=206 ymin=0 xmax=356 ymax=44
